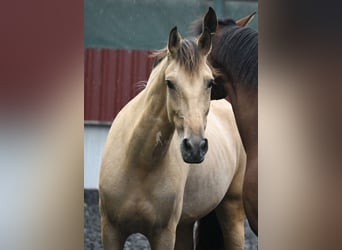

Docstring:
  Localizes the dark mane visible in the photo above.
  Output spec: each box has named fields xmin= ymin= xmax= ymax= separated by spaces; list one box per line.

xmin=215 ymin=22 xmax=258 ymax=87
xmin=191 ymin=17 xmax=258 ymax=87
xmin=152 ymin=38 xmax=201 ymax=72
xmin=190 ymin=18 xmax=236 ymax=34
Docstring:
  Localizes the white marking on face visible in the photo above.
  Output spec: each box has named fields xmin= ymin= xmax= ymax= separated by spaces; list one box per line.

xmin=155 ymin=131 xmax=163 ymax=146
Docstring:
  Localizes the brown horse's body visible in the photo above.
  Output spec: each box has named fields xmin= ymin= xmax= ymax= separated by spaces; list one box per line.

xmin=206 ymin=14 xmax=258 ymax=234
xmin=219 ymin=77 xmax=258 ymax=234
xmin=99 ymin=8 xmax=246 ymax=250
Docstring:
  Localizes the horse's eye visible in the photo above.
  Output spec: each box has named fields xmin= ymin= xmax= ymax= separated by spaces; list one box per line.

xmin=207 ymin=79 xmax=215 ymax=89
xmin=166 ymin=80 xmax=176 ymax=90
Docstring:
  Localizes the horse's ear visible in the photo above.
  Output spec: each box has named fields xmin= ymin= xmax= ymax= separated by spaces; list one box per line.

xmin=236 ymin=12 xmax=256 ymax=27
xmin=198 ymin=30 xmax=211 ymax=56
xmin=198 ymin=7 xmax=217 ymax=55
xmin=203 ymin=7 xmax=217 ymax=34
xmin=168 ymin=26 xmax=181 ymax=57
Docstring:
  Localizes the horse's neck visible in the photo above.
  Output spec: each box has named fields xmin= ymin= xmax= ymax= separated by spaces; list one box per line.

xmin=228 ymin=83 xmax=258 ymax=158
xmin=126 ymin=60 xmax=175 ymax=167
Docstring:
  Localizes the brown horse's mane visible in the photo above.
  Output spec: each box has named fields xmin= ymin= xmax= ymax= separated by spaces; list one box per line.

xmin=192 ymin=18 xmax=258 ymax=87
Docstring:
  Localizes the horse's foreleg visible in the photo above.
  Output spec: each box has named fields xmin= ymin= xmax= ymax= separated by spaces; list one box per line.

xmin=215 ymin=156 xmax=245 ymax=250
xmin=215 ymin=196 xmax=244 ymax=250
xmin=174 ymin=223 xmax=194 ymax=250
xmin=243 ymin=158 xmax=258 ymax=234
xmin=101 ymin=217 xmax=125 ymax=250
xmin=149 ymin=226 xmax=177 ymax=250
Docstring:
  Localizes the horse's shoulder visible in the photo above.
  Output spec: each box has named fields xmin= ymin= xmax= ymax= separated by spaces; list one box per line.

xmin=210 ymin=99 xmax=234 ymax=119
xmin=208 ymin=99 xmax=240 ymax=139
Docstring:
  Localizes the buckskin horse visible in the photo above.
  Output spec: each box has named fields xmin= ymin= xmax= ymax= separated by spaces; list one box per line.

xmin=193 ymin=10 xmax=258 ymax=235
xmin=99 ymin=8 xmax=246 ymax=250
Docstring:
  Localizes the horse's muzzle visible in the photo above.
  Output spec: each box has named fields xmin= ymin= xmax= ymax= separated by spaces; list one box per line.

xmin=180 ymin=136 xmax=208 ymax=164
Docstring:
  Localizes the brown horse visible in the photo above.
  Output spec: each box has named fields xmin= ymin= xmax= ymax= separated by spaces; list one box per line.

xmin=99 ymin=8 xmax=246 ymax=250
xmin=193 ymin=10 xmax=258 ymax=235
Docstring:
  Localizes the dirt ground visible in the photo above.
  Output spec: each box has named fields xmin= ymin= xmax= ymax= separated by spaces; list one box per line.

xmin=84 ymin=189 xmax=257 ymax=250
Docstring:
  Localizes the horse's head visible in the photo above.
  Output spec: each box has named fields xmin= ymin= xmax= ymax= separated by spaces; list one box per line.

xmin=164 ymin=8 xmax=217 ymax=164
xmin=191 ymin=11 xmax=257 ymax=100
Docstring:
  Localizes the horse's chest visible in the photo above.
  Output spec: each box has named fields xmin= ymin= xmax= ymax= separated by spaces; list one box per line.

xmin=104 ymin=173 xmax=181 ymax=233
xmin=117 ymin=194 xmax=176 ymax=233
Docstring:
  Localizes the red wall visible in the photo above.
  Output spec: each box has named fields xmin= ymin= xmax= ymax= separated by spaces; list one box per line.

xmin=84 ymin=48 xmax=155 ymax=122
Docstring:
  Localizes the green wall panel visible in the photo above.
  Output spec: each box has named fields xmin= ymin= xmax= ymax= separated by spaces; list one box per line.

xmin=85 ymin=0 xmax=258 ymax=50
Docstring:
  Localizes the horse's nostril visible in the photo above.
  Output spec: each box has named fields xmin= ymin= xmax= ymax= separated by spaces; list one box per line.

xmin=183 ymin=138 xmax=193 ymax=151
xmin=200 ymin=138 xmax=208 ymax=152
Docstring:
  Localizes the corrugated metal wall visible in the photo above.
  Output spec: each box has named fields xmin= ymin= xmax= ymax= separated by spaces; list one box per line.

xmin=84 ymin=48 xmax=155 ymax=122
